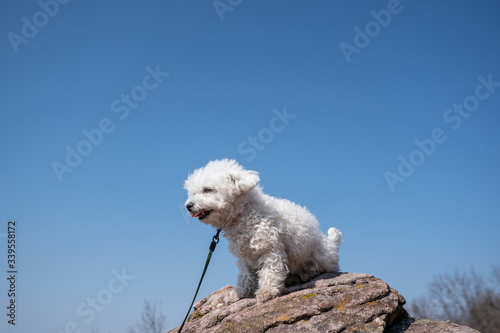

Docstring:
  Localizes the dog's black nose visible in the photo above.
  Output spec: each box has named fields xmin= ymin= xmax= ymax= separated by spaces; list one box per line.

xmin=186 ymin=202 xmax=194 ymax=212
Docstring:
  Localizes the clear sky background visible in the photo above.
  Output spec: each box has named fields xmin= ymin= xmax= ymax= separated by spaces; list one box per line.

xmin=1 ymin=1 xmax=499 ymax=332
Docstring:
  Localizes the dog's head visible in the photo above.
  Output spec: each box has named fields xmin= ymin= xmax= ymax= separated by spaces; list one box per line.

xmin=184 ymin=159 xmax=260 ymax=228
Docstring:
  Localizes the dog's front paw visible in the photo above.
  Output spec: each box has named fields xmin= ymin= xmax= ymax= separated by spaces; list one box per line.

xmin=224 ymin=289 xmax=241 ymax=305
xmin=256 ymin=287 xmax=280 ymax=303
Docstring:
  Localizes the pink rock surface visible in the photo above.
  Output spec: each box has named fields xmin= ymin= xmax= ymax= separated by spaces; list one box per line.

xmin=169 ymin=272 xmax=479 ymax=333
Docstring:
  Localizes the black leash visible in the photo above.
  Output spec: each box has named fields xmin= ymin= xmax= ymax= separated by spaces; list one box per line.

xmin=177 ymin=228 xmax=221 ymax=333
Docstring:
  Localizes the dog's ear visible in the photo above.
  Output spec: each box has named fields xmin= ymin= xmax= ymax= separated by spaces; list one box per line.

xmin=230 ymin=169 xmax=260 ymax=193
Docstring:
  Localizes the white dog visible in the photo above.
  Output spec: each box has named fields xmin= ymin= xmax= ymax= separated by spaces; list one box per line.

xmin=184 ymin=159 xmax=342 ymax=303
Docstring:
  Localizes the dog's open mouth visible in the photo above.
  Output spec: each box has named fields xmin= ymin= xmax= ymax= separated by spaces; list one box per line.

xmin=192 ymin=210 xmax=212 ymax=220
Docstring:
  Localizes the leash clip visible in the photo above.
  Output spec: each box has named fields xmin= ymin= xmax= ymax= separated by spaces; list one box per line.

xmin=210 ymin=228 xmax=221 ymax=251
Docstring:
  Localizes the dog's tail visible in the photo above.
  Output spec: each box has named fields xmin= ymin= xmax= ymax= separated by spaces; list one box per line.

xmin=328 ymin=227 xmax=343 ymax=248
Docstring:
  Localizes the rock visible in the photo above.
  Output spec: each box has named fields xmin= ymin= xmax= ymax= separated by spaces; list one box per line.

xmin=387 ymin=318 xmax=481 ymax=333
xmin=169 ymin=272 xmax=479 ymax=333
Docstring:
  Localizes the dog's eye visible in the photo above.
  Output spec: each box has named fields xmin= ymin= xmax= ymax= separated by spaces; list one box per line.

xmin=203 ymin=188 xmax=213 ymax=194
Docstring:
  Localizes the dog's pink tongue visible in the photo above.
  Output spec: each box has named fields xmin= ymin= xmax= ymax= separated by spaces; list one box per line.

xmin=193 ymin=212 xmax=202 ymax=218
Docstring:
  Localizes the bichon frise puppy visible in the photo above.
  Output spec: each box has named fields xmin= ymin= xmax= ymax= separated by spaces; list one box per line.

xmin=184 ymin=159 xmax=342 ymax=303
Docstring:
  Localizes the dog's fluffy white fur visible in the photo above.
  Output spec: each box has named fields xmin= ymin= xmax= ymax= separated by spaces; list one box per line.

xmin=184 ymin=159 xmax=342 ymax=303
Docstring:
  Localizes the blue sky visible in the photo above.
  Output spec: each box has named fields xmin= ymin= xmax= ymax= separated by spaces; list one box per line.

xmin=1 ymin=0 xmax=499 ymax=332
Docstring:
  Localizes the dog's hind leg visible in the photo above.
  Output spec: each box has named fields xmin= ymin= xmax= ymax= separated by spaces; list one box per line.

xmin=314 ymin=229 xmax=342 ymax=273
